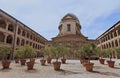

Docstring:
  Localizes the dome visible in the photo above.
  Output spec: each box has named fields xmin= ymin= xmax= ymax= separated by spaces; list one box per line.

xmin=61 ymin=13 xmax=79 ymax=22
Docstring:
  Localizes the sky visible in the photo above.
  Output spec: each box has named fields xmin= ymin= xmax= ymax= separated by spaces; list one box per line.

xmin=0 ymin=0 xmax=120 ymax=40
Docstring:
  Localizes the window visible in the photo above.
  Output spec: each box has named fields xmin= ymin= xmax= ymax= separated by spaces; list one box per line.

xmin=8 ymin=24 xmax=14 ymax=32
xmin=0 ymin=20 xmax=6 ymax=29
xmin=18 ymin=28 xmax=21 ymax=35
xmin=67 ymin=24 xmax=71 ymax=31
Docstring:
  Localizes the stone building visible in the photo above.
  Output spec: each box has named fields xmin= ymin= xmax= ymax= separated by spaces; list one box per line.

xmin=0 ymin=9 xmax=47 ymax=59
xmin=46 ymin=13 xmax=96 ymax=58
xmin=96 ymin=21 xmax=120 ymax=57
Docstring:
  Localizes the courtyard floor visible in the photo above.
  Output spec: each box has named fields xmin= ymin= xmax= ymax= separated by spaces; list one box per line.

xmin=0 ymin=58 xmax=120 ymax=78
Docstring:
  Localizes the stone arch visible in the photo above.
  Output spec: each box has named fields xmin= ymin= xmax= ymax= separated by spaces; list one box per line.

xmin=27 ymin=33 xmax=29 ymax=38
xmin=0 ymin=31 xmax=5 ymax=42
xmin=0 ymin=19 xmax=6 ymax=29
xmin=115 ymin=40 xmax=118 ymax=47
xmin=21 ymin=39 xmax=25 ymax=46
xmin=109 ymin=42 xmax=111 ymax=48
xmin=6 ymin=35 xmax=13 ymax=44
xmin=16 ymin=37 xmax=20 ymax=45
xmin=112 ymin=41 xmax=114 ymax=47
xmin=22 ymin=30 xmax=26 ymax=37
xmin=26 ymin=40 xmax=29 ymax=45
xmin=18 ymin=28 xmax=21 ymax=35
xmin=8 ymin=24 xmax=14 ymax=32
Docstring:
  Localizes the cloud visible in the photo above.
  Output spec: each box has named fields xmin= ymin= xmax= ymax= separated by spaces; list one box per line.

xmin=0 ymin=0 xmax=120 ymax=40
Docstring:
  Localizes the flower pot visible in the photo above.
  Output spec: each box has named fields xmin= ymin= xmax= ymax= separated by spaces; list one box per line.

xmin=99 ymin=59 xmax=105 ymax=64
xmin=53 ymin=62 xmax=61 ymax=71
xmin=20 ymin=59 xmax=26 ymax=65
xmin=40 ymin=59 xmax=46 ymax=66
xmin=26 ymin=61 xmax=35 ymax=70
xmin=85 ymin=63 xmax=94 ymax=71
xmin=107 ymin=61 xmax=115 ymax=68
xmin=47 ymin=57 xmax=52 ymax=64
xmin=2 ymin=60 xmax=11 ymax=69
xmin=61 ymin=58 xmax=66 ymax=64
xmin=15 ymin=59 xmax=19 ymax=63
xmin=117 ymin=55 xmax=120 ymax=59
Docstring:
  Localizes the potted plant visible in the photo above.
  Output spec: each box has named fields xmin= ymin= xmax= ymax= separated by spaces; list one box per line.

xmin=106 ymin=48 xmax=115 ymax=68
xmin=74 ymin=48 xmax=85 ymax=64
xmin=99 ymin=49 xmax=107 ymax=64
xmin=16 ymin=46 xmax=26 ymax=65
xmin=22 ymin=46 xmax=36 ymax=70
xmin=115 ymin=47 xmax=120 ymax=59
xmin=60 ymin=46 xmax=69 ymax=64
xmin=50 ymin=46 xmax=63 ymax=71
xmin=40 ymin=47 xmax=51 ymax=65
xmin=83 ymin=43 xmax=97 ymax=71
xmin=46 ymin=47 xmax=52 ymax=64
xmin=0 ymin=45 xmax=11 ymax=69
xmin=14 ymin=49 xmax=22 ymax=63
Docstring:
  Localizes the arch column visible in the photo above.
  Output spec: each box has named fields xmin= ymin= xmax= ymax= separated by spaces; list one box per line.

xmin=116 ymin=30 xmax=120 ymax=46
xmin=4 ymin=33 xmax=8 ymax=44
xmin=5 ymin=22 xmax=10 ymax=31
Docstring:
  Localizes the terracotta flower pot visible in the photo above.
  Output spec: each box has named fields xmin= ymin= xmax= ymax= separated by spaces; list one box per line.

xmin=26 ymin=61 xmax=35 ymax=70
xmin=99 ymin=59 xmax=105 ymax=64
xmin=2 ymin=60 xmax=11 ymax=69
xmin=47 ymin=57 xmax=52 ymax=64
xmin=53 ymin=62 xmax=61 ymax=71
xmin=61 ymin=58 xmax=66 ymax=64
xmin=85 ymin=63 xmax=94 ymax=71
xmin=107 ymin=61 xmax=115 ymax=68
xmin=20 ymin=59 xmax=26 ymax=65
xmin=40 ymin=59 xmax=46 ymax=66
xmin=15 ymin=59 xmax=19 ymax=63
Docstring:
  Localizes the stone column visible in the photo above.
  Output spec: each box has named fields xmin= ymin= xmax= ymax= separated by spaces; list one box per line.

xmin=4 ymin=33 xmax=8 ymax=44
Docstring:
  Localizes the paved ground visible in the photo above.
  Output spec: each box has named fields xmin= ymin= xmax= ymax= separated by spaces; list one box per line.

xmin=0 ymin=58 xmax=120 ymax=78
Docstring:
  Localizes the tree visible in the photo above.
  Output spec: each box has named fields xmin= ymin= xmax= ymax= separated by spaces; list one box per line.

xmin=82 ymin=43 xmax=97 ymax=63
xmin=115 ymin=47 xmax=120 ymax=58
xmin=0 ymin=45 xmax=10 ymax=60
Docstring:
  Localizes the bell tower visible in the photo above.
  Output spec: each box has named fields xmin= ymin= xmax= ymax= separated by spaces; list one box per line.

xmin=58 ymin=13 xmax=82 ymax=37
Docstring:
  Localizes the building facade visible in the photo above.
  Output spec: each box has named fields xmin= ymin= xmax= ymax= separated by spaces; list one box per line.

xmin=0 ymin=9 xmax=47 ymax=59
xmin=96 ymin=21 xmax=120 ymax=57
xmin=46 ymin=13 xmax=96 ymax=58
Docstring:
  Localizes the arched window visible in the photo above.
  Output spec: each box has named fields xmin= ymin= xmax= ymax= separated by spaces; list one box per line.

xmin=33 ymin=43 xmax=35 ymax=48
xmin=27 ymin=33 xmax=29 ymax=38
xmin=26 ymin=41 xmax=29 ymax=45
xmin=16 ymin=38 xmax=20 ymax=45
xmin=6 ymin=35 xmax=13 ymax=44
xmin=0 ymin=31 xmax=5 ymax=42
xmin=8 ymin=24 xmax=14 ymax=32
xmin=109 ymin=42 xmax=111 ymax=48
xmin=18 ymin=28 xmax=21 ymax=35
xmin=67 ymin=24 xmax=71 ymax=31
xmin=0 ymin=19 xmax=6 ymax=29
xmin=21 ymin=39 xmax=25 ymax=46
xmin=30 ymin=35 xmax=32 ymax=39
xmin=114 ymin=31 xmax=117 ymax=37
xmin=118 ymin=28 xmax=120 ymax=35
xmin=115 ymin=40 xmax=118 ymax=47
xmin=112 ymin=41 xmax=114 ymax=47
xmin=22 ymin=31 xmax=25 ymax=37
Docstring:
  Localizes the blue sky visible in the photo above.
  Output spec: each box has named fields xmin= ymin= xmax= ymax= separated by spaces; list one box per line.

xmin=0 ymin=0 xmax=120 ymax=40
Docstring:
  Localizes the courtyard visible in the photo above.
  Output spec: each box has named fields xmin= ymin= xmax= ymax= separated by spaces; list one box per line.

xmin=0 ymin=58 xmax=120 ymax=78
